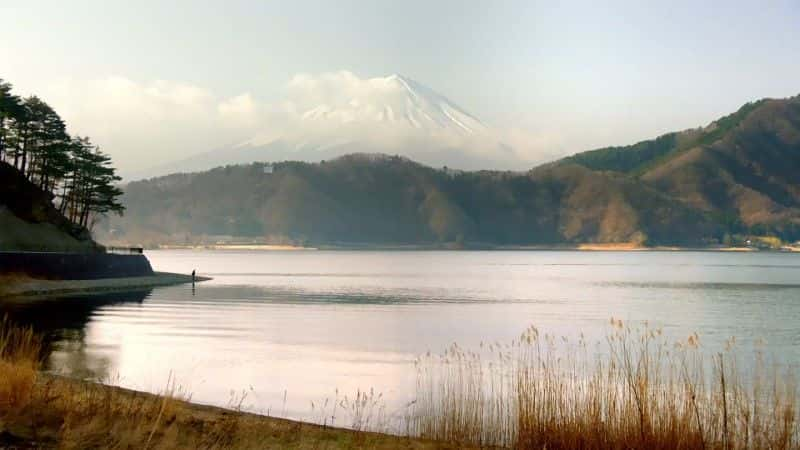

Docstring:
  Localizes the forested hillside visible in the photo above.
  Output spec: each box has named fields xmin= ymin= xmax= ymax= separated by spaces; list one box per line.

xmin=641 ymin=97 xmax=800 ymax=236
xmin=103 ymin=154 xmax=719 ymax=247
xmin=564 ymin=95 xmax=800 ymax=241
xmin=101 ymin=94 xmax=800 ymax=248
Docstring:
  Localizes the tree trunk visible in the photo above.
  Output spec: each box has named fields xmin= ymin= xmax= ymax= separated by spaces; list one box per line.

xmin=39 ymin=158 xmax=49 ymax=190
xmin=19 ymin=129 xmax=28 ymax=175
xmin=59 ymin=181 xmax=69 ymax=214
xmin=0 ymin=116 xmax=5 ymax=161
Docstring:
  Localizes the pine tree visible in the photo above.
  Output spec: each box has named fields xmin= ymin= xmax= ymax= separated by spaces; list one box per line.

xmin=26 ymin=98 xmax=70 ymax=190
xmin=61 ymin=137 xmax=124 ymax=229
xmin=0 ymin=79 xmax=23 ymax=162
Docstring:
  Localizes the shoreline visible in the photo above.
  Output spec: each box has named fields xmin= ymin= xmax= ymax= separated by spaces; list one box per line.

xmin=157 ymin=244 xmax=317 ymax=251
xmin=0 ymin=271 xmax=209 ymax=299
xmin=144 ymin=243 xmax=800 ymax=252
xmin=0 ymin=373 xmax=450 ymax=449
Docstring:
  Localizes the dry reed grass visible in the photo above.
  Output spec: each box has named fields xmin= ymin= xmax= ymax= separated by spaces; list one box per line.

xmin=0 ymin=316 xmax=41 ymax=413
xmin=411 ymin=319 xmax=798 ymax=449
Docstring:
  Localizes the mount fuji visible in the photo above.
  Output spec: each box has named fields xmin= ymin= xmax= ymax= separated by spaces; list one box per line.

xmin=134 ymin=74 xmax=525 ymax=179
xmin=291 ymin=74 xmax=487 ymax=136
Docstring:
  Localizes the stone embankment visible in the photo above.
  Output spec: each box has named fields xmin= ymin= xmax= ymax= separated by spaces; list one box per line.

xmin=0 ymin=272 xmax=209 ymax=298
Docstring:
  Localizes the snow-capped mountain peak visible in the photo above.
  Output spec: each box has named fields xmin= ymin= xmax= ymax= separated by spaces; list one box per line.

xmin=296 ymin=73 xmax=488 ymax=137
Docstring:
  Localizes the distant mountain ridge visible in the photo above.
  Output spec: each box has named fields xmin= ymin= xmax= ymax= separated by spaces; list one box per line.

xmin=102 ymin=154 xmax=714 ymax=247
xmin=102 ymin=94 xmax=800 ymax=247
xmin=561 ymin=99 xmax=769 ymax=175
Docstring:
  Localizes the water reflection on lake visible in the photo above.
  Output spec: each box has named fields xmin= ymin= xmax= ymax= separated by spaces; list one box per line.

xmin=2 ymin=250 xmax=799 ymax=425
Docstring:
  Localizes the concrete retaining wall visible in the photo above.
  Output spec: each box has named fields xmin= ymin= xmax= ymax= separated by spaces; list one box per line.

xmin=0 ymin=252 xmax=154 ymax=280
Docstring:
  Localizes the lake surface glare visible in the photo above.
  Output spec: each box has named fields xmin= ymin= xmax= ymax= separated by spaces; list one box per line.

xmin=4 ymin=250 xmax=800 ymax=426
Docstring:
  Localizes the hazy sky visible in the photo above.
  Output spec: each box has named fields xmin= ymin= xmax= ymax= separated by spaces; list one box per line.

xmin=2 ymin=0 xmax=800 ymax=172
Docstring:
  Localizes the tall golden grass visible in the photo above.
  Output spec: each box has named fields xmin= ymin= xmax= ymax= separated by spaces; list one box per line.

xmin=0 ymin=316 xmax=42 ymax=413
xmin=411 ymin=319 xmax=798 ymax=449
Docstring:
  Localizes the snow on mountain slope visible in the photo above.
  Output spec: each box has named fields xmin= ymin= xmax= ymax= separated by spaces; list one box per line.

xmin=298 ymin=74 xmax=487 ymax=135
xmin=240 ymin=73 xmax=490 ymax=147
xmin=133 ymin=73 xmax=525 ymax=179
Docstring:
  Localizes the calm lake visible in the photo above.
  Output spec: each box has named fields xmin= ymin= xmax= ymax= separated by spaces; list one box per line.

xmin=3 ymin=250 xmax=800 ymax=426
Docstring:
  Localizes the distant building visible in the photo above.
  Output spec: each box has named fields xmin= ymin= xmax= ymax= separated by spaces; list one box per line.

xmin=263 ymin=164 xmax=274 ymax=174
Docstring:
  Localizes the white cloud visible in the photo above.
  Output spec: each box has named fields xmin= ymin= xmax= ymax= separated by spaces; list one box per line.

xmin=217 ymin=93 xmax=260 ymax=128
xmin=285 ymin=70 xmax=371 ymax=109
xmin=38 ymin=77 xmax=263 ymax=175
xmin=499 ymin=126 xmax=571 ymax=164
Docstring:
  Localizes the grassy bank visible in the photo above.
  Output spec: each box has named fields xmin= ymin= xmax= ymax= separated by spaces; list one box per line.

xmin=0 ymin=319 xmax=450 ymax=449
